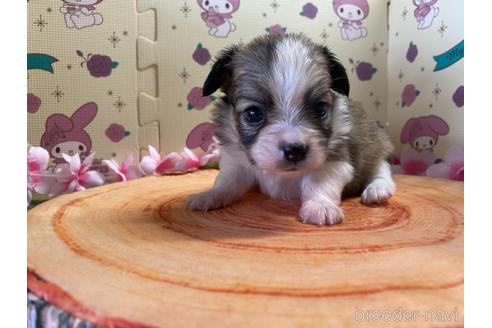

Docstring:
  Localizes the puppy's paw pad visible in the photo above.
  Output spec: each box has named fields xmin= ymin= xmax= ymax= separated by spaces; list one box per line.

xmin=361 ymin=180 xmax=395 ymax=204
xmin=186 ymin=191 xmax=225 ymax=211
xmin=299 ymin=200 xmax=344 ymax=226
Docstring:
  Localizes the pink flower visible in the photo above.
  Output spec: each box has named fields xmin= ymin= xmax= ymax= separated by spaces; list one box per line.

xmin=266 ymin=24 xmax=286 ymax=36
xmin=392 ymin=147 xmax=434 ymax=176
xmin=27 ymin=93 xmax=41 ymax=113
xmin=50 ymin=153 xmax=104 ymax=195
xmin=187 ymin=87 xmax=212 ymax=110
xmin=200 ymin=137 xmax=220 ymax=166
xmin=140 ymin=146 xmax=201 ymax=176
xmin=426 ymin=146 xmax=464 ymax=181
xmin=103 ymin=153 xmax=141 ymax=182
xmin=27 ymin=145 xmax=53 ymax=205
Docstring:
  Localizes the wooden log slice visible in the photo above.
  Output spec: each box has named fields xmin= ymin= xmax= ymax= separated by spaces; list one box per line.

xmin=28 ymin=170 xmax=463 ymax=327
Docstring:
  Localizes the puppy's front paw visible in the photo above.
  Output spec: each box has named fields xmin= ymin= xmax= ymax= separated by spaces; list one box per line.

xmin=298 ymin=200 xmax=344 ymax=226
xmin=186 ymin=191 xmax=231 ymax=211
xmin=361 ymin=180 xmax=395 ymax=204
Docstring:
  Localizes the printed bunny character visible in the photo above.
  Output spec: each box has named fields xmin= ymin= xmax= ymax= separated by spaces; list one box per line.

xmin=413 ymin=0 xmax=439 ymax=30
xmin=60 ymin=0 xmax=103 ymax=29
xmin=333 ymin=0 xmax=369 ymax=41
xmin=400 ymin=115 xmax=449 ymax=152
xmin=40 ymin=102 xmax=98 ymax=163
xmin=197 ymin=0 xmax=240 ymax=38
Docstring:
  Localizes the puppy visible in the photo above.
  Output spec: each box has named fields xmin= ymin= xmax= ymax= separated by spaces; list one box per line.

xmin=187 ymin=33 xmax=395 ymax=226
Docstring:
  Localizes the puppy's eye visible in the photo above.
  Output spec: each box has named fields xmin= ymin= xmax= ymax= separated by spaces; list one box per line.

xmin=225 ymin=3 xmax=230 ymax=9
xmin=429 ymin=139 xmax=434 ymax=145
xmin=204 ymin=0 xmax=209 ymax=6
xmin=340 ymin=7 xmax=344 ymax=13
xmin=244 ymin=106 xmax=265 ymax=124
xmin=357 ymin=9 xmax=361 ymax=15
xmin=55 ymin=147 xmax=61 ymax=153
xmin=79 ymin=145 xmax=85 ymax=151
xmin=314 ymin=101 xmax=330 ymax=120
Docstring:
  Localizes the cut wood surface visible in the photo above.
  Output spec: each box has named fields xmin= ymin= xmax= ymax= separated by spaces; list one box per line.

xmin=28 ymin=170 xmax=464 ymax=328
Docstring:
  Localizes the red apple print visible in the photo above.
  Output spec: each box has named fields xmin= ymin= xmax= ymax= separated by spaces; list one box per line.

xmin=300 ymin=3 xmax=318 ymax=19
xmin=401 ymin=84 xmax=420 ymax=107
xmin=192 ymin=43 xmax=211 ymax=66
xmin=406 ymin=42 xmax=418 ymax=63
xmin=106 ymin=123 xmax=130 ymax=142
xmin=266 ymin=24 xmax=287 ymax=36
xmin=452 ymin=86 xmax=464 ymax=107
xmin=356 ymin=62 xmax=377 ymax=81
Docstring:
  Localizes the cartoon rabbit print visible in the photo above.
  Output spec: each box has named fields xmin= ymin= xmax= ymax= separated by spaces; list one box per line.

xmin=400 ymin=115 xmax=449 ymax=152
xmin=413 ymin=0 xmax=439 ymax=30
xmin=197 ymin=0 xmax=240 ymax=38
xmin=60 ymin=0 xmax=103 ymax=29
xmin=40 ymin=102 xmax=98 ymax=164
xmin=333 ymin=0 xmax=369 ymax=41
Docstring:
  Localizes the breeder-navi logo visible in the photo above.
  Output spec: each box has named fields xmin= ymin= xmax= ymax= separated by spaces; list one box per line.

xmin=354 ymin=306 xmax=459 ymax=323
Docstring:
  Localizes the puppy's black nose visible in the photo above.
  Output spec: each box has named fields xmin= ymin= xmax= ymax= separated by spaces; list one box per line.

xmin=282 ymin=143 xmax=309 ymax=163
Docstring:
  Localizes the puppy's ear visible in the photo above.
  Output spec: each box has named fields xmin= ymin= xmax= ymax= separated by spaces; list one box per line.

xmin=202 ymin=45 xmax=240 ymax=96
xmin=319 ymin=46 xmax=350 ymax=97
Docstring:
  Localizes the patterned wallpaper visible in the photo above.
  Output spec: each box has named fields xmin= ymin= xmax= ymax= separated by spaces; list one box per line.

xmin=27 ymin=0 xmax=463 ymax=180
xmin=387 ymin=0 xmax=463 ymax=180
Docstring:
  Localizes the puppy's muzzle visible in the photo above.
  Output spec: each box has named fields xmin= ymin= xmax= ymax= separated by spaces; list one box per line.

xmin=281 ymin=143 xmax=309 ymax=164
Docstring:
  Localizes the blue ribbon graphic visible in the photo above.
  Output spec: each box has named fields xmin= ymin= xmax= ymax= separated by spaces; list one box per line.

xmin=433 ymin=40 xmax=464 ymax=72
xmin=27 ymin=54 xmax=58 ymax=73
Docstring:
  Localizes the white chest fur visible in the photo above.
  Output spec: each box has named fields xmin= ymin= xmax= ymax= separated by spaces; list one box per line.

xmin=255 ymin=169 xmax=303 ymax=201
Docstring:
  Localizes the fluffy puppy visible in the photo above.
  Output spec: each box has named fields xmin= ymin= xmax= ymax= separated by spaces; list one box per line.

xmin=187 ymin=33 xmax=395 ymax=226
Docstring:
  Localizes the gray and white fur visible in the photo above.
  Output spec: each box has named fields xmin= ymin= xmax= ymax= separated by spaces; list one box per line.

xmin=187 ymin=34 xmax=395 ymax=226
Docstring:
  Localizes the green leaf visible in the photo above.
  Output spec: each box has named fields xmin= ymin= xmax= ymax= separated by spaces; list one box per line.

xmin=372 ymin=68 xmax=378 ymax=74
xmin=415 ymin=90 xmax=421 ymax=96
xmin=197 ymin=43 xmax=202 ymax=48
xmin=111 ymin=61 xmax=119 ymax=69
xmin=187 ymin=103 xmax=193 ymax=110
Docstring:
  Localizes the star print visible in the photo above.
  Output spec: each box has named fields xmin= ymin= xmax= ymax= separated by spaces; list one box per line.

xmin=123 ymin=31 xmax=128 ymax=36
xmin=401 ymin=7 xmax=408 ymax=20
xmin=437 ymin=21 xmax=447 ymax=37
xmin=34 ymin=15 xmax=47 ymax=32
xmin=46 ymin=7 xmax=52 ymax=14
xmin=398 ymin=69 xmax=404 ymax=82
xmin=178 ymin=67 xmax=190 ymax=83
xmin=373 ymin=97 xmax=381 ymax=111
xmin=172 ymin=25 xmax=177 ymax=30
xmin=177 ymin=103 xmax=182 ymax=107
xmin=370 ymin=43 xmax=379 ymax=56
xmin=52 ymin=86 xmax=64 ymax=102
xmin=432 ymin=83 xmax=442 ymax=100
xmin=108 ymin=90 xmax=113 ymax=96
xmin=320 ymin=29 xmax=329 ymax=43
xmin=108 ymin=31 xmax=121 ymax=48
xmin=421 ymin=67 xmax=425 ymax=72
xmin=66 ymin=64 xmax=72 ymax=70
xmin=369 ymin=92 xmax=374 ymax=97
xmin=328 ymin=22 xmax=333 ymax=28
xmin=263 ymin=13 xmax=267 ymax=18
xmin=429 ymin=103 xmax=433 ymax=108
xmin=180 ymin=2 xmax=192 ymax=17
xmin=113 ymin=97 xmax=126 ymax=112
xmin=112 ymin=153 xmax=117 ymax=157
xmin=270 ymin=0 xmax=280 ymax=12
